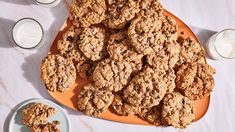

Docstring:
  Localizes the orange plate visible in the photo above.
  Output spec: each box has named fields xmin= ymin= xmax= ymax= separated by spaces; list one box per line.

xmin=47 ymin=10 xmax=210 ymax=125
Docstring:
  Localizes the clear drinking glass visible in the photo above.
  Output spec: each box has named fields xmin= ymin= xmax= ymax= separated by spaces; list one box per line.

xmin=206 ymin=29 xmax=235 ymax=60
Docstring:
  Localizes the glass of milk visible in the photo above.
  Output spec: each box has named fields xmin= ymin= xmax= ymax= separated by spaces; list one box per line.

xmin=12 ymin=18 xmax=44 ymax=49
xmin=206 ymin=29 xmax=235 ymax=60
xmin=34 ymin=0 xmax=60 ymax=6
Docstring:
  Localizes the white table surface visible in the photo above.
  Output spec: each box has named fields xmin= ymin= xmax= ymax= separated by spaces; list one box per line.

xmin=0 ymin=0 xmax=235 ymax=132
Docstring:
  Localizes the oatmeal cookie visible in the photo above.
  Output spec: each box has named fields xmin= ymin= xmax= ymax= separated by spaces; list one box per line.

xmin=70 ymin=0 xmax=106 ymax=28
xmin=177 ymin=38 xmax=206 ymax=66
xmin=77 ymin=83 xmax=114 ymax=116
xmin=123 ymin=66 xmax=168 ymax=108
xmin=92 ymin=59 xmax=133 ymax=92
xmin=57 ymin=26 xmax=86 ymax=62
xmin=137 ymin=104 xmax=162 ymax=125
xmin=104 ymin=0 xmax=140 ymax=29
xmin=128 ymin=13 xmax=163 ymax=54
xmin=31 ymin=121 xmax=60 ymax=132
xmin=162 ymin=92 xmax=195 ymax=128
xmin=107 ymin=31 xmax=143 ymax=72
xmin=79 ymin=26 xmax=107 ymax=61
xmin=41 ymin=54 xmax=76 ymax=92
xmin=161 ymin=16 xmax=178 ymax=42
xmin=139 ymin=0 xmax=164 ymax=18
xmin=176 ymin=63 xmax=216 ymax=100
xmin=146 ymin=41 xmax=180 ymax=70
xmin=111 ymin=94 xmax=140 ymax=116
xmin=22 ymin=103 xmax=57 ymax=127
xmin=76 ymin=60 xmax=97 ymax=78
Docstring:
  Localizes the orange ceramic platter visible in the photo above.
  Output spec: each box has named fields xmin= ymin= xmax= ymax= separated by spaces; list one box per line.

xmin=47 ymin=10 xmax=210 ymax=125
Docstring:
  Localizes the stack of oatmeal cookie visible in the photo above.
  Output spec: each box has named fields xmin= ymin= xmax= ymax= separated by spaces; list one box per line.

xmin=41 ymin=0 xmax=216 ymax=128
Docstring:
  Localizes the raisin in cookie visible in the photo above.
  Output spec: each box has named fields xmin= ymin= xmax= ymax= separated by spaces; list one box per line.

xmin=92 ymin=59 xmax=133 ymax=92
xmin=77 ymin=83 xmax=114 ymax=116
xmin=107 ymin=31 xmax=143 ymax=72
xmin=111 ymin=94 xmax=140 ymax=116
xmin=57 ymin=26 xmax=86 ymax=63
xmin=70 ymin=0 xmax=106 ymax=28
xmin=123 ymin=66 xmax=168 ymax=108
xmin=41 ymin=54 xmax=76 ymax=92
xmin=31 ymin=121 xmax=60 ymax=132
xmin=128 ymin=13 xmax=163 ymax=54
xmin=104 ymin=0 xmax=140 ymax=29
xmin=79 ymin=26 xmax=107 ymax=61
xmin=77 ymin=60 xmax=97 ymax=78
xmin=177 ymin=38 xmax=206 ymax=66
xmin=162 ymin=92 xmax=195 ymax=128
xmin=22 ymin=103 xmax=57 ymax=126
xmin=176 ymin=63 xmax=216 ymax=100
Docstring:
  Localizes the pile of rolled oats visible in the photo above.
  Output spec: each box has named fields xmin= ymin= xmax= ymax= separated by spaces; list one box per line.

xmin=41 ymin=0 xmax=216 ymax=128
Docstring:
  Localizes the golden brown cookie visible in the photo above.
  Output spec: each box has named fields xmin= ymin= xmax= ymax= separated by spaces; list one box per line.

xmin=103 ymin=0 xmax=140 ymax=29
xmin=70 ymin=0 xmax=106 ymax=28
xmin=162 ymin=92 xmax=195 ymax=128
xmin=22 ymin=103 xmax=57 ymax=127
xmin=107 ymin=31 xmax=143 ymax=72
xmin=111 ymin=94 xmax=140 ymax=116
xmin=41 ymin=54 xmax=76 ymax=92
xmin=77 ymin=83 xmax=114 ymax=116
xmin=177 ymin=38 xmax=206 ymax=66
xmin=176 ymin=63 xmax=216 ymax=100
xmin=31 ymin=121 xmax=60 ymax=132
xmin=79 ymin=26 xmax=107 ymax=61
xmin=92 ymin=59 xmax=133 ymax=92
xmin=123 ymin=66 xmax=168 ymax=108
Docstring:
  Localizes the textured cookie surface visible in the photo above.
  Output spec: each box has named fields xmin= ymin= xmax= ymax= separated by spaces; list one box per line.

xmin=77 ymin=83 xmax=114 ymax=116
xmin=22 ymin=103 xmax=57 ymax=127
xmin=162 ymin=92 xmax=195 ymax=128
xmin=31 ymin=121 xmax=60 ymax=132
xmin=41 ymin=54 xmax=76 ymax=92
xmin=92 ymin=59 xmax=133 ymax=92
xmin=70 ymin=0 xmax=106 ymax=28
xmin=176 ymin=63 xmax=216 ymax=100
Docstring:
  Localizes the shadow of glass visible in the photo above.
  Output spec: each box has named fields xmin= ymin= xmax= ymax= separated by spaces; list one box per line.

xmin=0 ymin=18 xmax=16 ymax=48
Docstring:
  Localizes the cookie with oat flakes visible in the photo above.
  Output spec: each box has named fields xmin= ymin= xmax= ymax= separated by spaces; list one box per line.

xmin=162 ymin=92 xmax=195 ymax=128
xmin=111 ymin=94 xmax=140 ymax=116
xmin=92 ymin=59 xmax=133 ymax=92
xmin=22 ymin=103 xmax=57 ymax=127
xmin=177 ymin=38 xmax=206 ymax=66
xmin=107 ymin=31 xmax=143 ymax=72
xmin=123 ymin=66 xmax=168 ymax=108
xmin=77 ymin=83 xmax=114 ymax=116
xmin=70 ymin=0 xmax=106 ymax=28
xmin=176 ymin=63 xmax=216 ymax=100
xmin=41 ymin=54 xmax=76 ymax=92
xmin=78 ymin=26 xmax=107 ymax=61
xmin=103 ymin=0 xmax=140 ymax=29
xmin=31 ymin=121 xmax=60 ymax=132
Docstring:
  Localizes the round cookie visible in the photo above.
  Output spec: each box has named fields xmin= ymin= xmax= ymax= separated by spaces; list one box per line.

xmin=104 ymin=0 xmax=140 ymax=29
xmin=41 ymin=54 xmax=76 ymax=92
xmin=162 ymin=92 xmax=195 ymax=128
xmin=57 ymin=26 xmax=86 ymax=63
xmin=176 ymin=63 xmax=216 ymax=100
xmin=77 ymin=83 xmax=114 ymax=116
xmin=177 ymin=38 xmax=206 ymax=66
xmin=70 ymin=0 xmax=106 ymax=28
xmin=128 ymin=13 xmax=163 ymax=55
xmin=107 ymin=31 xmax=143 ymax=72
xmin=111 ymin=94 xmax=140 ymax=116
xmin=92 ymin=59 xmax=133 ymax=92
xmin=137 ymin=104 xmax=162 ymax=125
xmin=79 ymin=26 xmax=107 ymax=61
xmin=123 ymin=66 xmax=168 ymax=108
xmin=146 ymin=41 xmax=180 ymax=71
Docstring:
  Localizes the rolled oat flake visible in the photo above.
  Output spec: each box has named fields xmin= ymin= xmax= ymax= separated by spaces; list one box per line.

xmin=12 ymin=18 xmax=43 ymax=49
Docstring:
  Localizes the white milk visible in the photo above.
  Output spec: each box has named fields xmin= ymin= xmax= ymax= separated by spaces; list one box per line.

xmin=13 ymin=18 xmax=43 ymax=49
xmin=206 ymin=29 xmax=235 ymax=59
